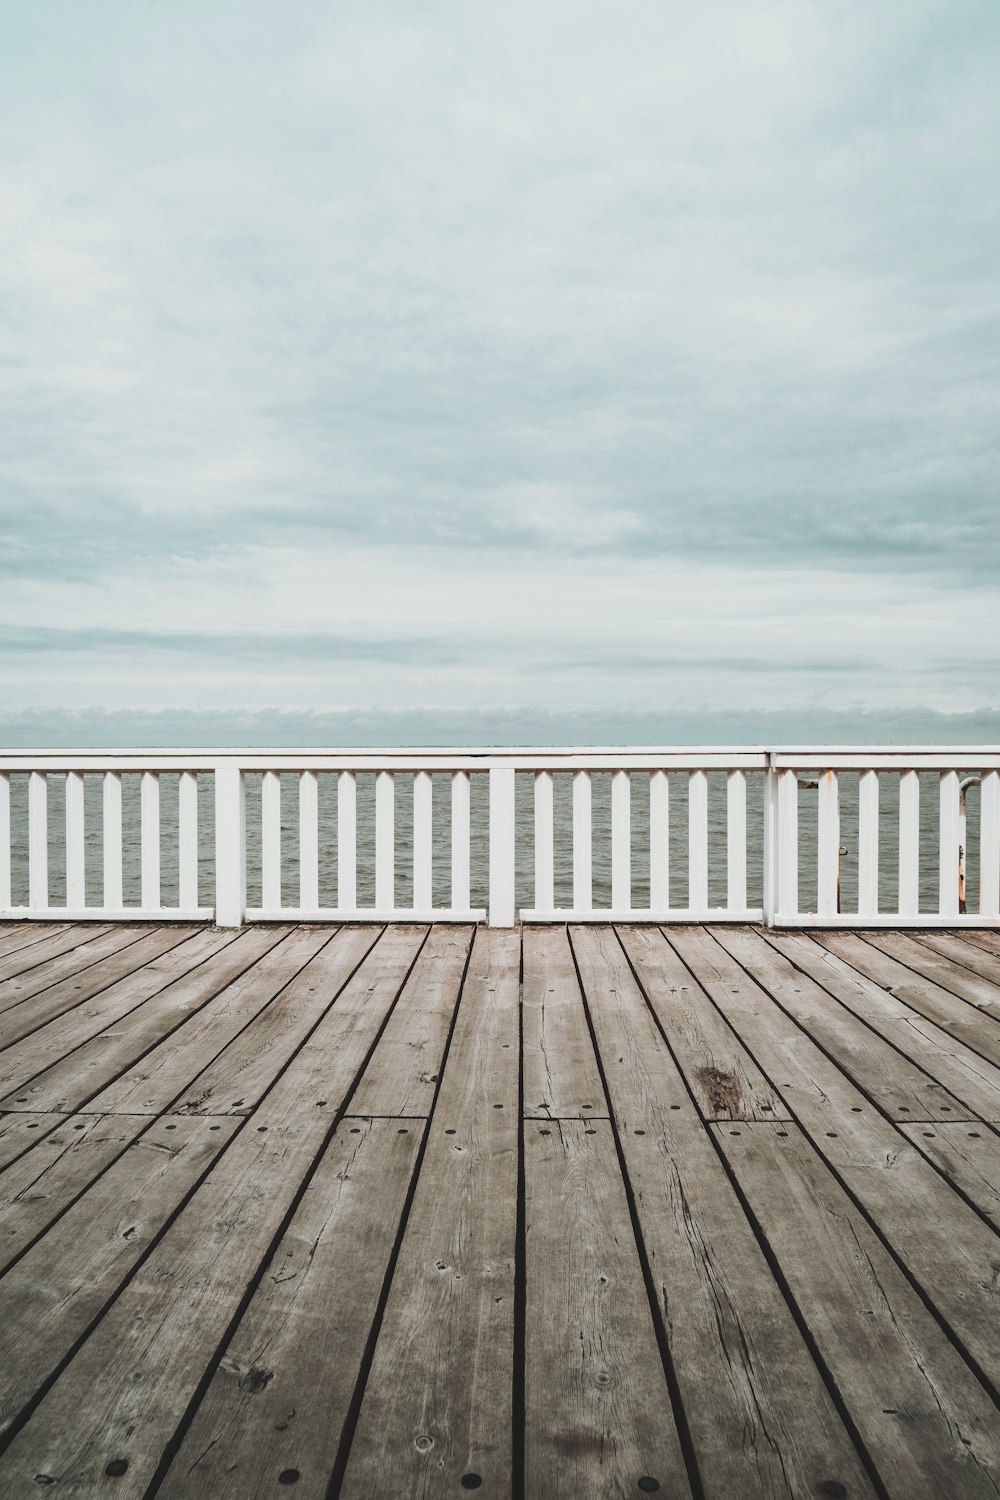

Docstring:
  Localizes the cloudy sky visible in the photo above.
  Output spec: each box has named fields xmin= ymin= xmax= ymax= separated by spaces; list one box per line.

xmin=2 ymin=1 xmax=998 ymax=743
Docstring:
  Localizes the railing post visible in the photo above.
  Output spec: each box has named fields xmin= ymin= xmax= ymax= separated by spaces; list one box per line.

xmin=215 ymin=766 xmax=246 ymax=927
xmin=489 ymin=766 xmax=516 ymax=927
xmin=762 ymin=758 xmax=778 ymax=927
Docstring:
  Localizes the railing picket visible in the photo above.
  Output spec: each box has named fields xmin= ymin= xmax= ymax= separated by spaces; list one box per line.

xmin=649 ymin=770 xmax=669 ymax=912
xmin=65 ymin=771 xmax=86 ymax=909
xmin=534 ymin=770 xmax=554 ymax=914
xmin=179 ymin=771 xmax=199 ymax=911
xmin=261 ymin=770 xmax=282 ymax=911
xmin=103 ymin=771 xmax=123 ymax=910
xmin=688 ymin=769 xmax=708 ymax=912
xmin=726 ymin=769 xmax=746 ymax=912
xmin=573 ymin=770 xmax=592 ymax=913
xmin=140 ymin=771 xmax=160 ymax=912
xmin=0 ymin=773 xmax=10 ymax=910
xmin=214 ymin=768 xmax=246 ymax=928
xmin=981 ymin=769 xmax=1000 ymax=919
xmin=776 ymin=768 xmax=798 ymax=917
xmin=450 ymin=771 xmax=471 ymax=911
xmin=939 ymin=769 xmax=961 ymax=919
xmin=413 ymin=770 xmax=433 ymax=911
xmin=29 ymin=771 xmax=48 ymax=911
xmin=857 ymin=769 xmax=879 ymax=917
xmin=488 ymin=767 xmax=516 ymax=927
xmin=375 ymin=770 xmax=395 ymax=914
xmin=817 ymin=770 xmax=840 ymax=917
xmin=611 ymin=769 xmax=631 ymax=911
xmin=298 ymin=770 xmax=319 ymax=911
xmin=338 ymin=771 xmax=357 ymax=911
xmin=898 ymin=769 xmax=920 ymax=917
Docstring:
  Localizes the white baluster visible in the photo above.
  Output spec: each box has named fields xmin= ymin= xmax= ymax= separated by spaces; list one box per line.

xmin=298 ymin=771 xmax=319 ymax=911
xmin=573 ymin=770 xmax=592 ymax=913
xmin=980 ymin=769 xmax=1000 ymax=920
xmin=0 ymin=773 xmax=10 ymax=910
xmin=140 ymin=771 xmax=160 ymax=912
xmin=898 ymin=769 xmax=920 ymax=917
xmin=214 ymin=767 xmax=246 ymax=927
xmin=649 ymin=770 xmax=669 ymax=913
xmin=688 ymin=769 xmax=708 ymax=912
xmin=776 ymin=768 xmax=798 ymax=918
xmin=938 ymin=769 xmax=961 ymax=919
xmin=338 ymin=771 xmax=357 ymax=911
xmin=488 ymin=767 xmax=516 ymax=927
xmin=817 ymin=770 xmax=840 ymax=918
xmin=65 ymin=771 xmax=86 ymax=910
xmin=857 ymin=770 xmax=879 ymax=917
xmin=413 ymin=770 xmax=433 ymax=911
xmin=375 ymin=770 xmax=395 ymax=914
xmin=534 ymin=770 xmax=554 ymax=915
xmin=726 ymin=769 xmax=746 ymax=913
xmin=450 ymin=771 xmax=471 ymax=912
xmin=28 ymin=771 xmax=48 ymax=911
xmin=179 ymin=771 xmax=199 ymax=911
xmin=103 ymin=771 xmax=123 ymax=910
xmin=611 ymin=770 xmax=631 ymax=911
xmin=260 ymin=771 xmax=282 ymax=911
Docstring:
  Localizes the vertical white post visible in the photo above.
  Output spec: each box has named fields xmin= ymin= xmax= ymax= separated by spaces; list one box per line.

xmin=726 ymin=769 xmax=746 ymax=913
xmin=898 ymin=769 xmax=920 ymax=918
xmin=179 ymin=771 xmax=199 ymax=911
xmin=65 ymin=771 xmax=86 ymax=910
xmin=688 ymin=769 xmax=708 ymax=913
xmin=299 ymin=770 xmax=319 ymax=911
xmin=0 ymin=773 xmax=10 ymax=910
xmin=413 ymin=770 xmax=433 ymax=912
xmin=28 ymin=771 xmax=48 ymax=912
xmin=337 ymin=771 xmax=357 ymax=912
xmin=451 ymin=771 xmax=471 ymax=912
xmin=375 ymin=770 xmax=395 ymax=914
xmin=534 ymin=770 xmax=554 ymax=914
xmin=611 ymin=769 xmax=631 ymax=911
xmin=649 ymin=770 xmax=669 ymax=913
xmin=215 ymin=767 xmax=246 ymax=927
xmin=817 ymin=770 xmax=840 ymax=918
xmin=980 ymin=769 xmax=1000 ymax=920
xmin=762 ymin=764 xmax=778 ymax=927
xmin=489 ymin=766 xmax=516 ymax=927
xmin=776 ymin=768 xmax=798 ymax=919
xmin=261 ymin=770 xmax=282 ymax=911
xmin=140 ymin=771 xmax=160 ymax=912
xmin=857 ymin=769 xmax=879 ymax=918
xmin=103 ymin=771 xmax=123 ymax=910
xmin=573 ymin=770 xmax=592 ymax=914
xmin=939 ymin=769 xmax=961 ymax=919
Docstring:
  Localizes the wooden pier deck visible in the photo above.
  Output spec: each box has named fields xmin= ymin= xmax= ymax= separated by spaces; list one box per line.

xmin=0 ymin=922 xmax=999 ymax=1498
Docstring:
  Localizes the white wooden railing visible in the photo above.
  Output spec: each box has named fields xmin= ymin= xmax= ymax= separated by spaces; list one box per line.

xmin=0 ymin=749 xmax=998 ymax=928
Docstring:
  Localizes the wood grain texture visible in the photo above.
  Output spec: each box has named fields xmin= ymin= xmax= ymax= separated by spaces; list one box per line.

xmin=897 ymin=1120 xmax=1000 ymax=1229
xmin=622 ymin=925 xmax=789 ymax=1120
xmin=572 ymin=925 xmax=875 ymax=1500
xmin=83 ymin=925 xmax=335 ymax=1115
xmin=912 ymin=931 xmax=1000 ymax=986
xmin=0 ymin=925 xmax=114 ymax=979
xmin=349 ymin=924 xmax=473 ymax=1118
xmin=716 ymin=1121 xmax=1000 ymax=1499
xmin=864 ymin=929 xmax=1000 ymax=1015
xmin=342 ymin=929 xmax=520 ymax=1499
xmin=0 ymin=1112 xmax=68 ymax=1173
xmin=157 ymin=1118 xmax=423 ymax=1499
xmin=714 ymin=926 xmax=973 ymax=1120
xmin=524 ymin=1117 xmax=692 ymax=1500
xmin=522 ymin=924 xmax=607 ymax=1118
xmin=764 ymin=930 xmax=1000 ymax=1122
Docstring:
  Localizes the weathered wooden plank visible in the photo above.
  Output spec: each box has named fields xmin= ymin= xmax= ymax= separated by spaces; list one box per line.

xmin=571 ymin=925 xmax=876 ymax=1500
xmin=897 ymin=1120 xmax=1000 ymax=1229
xmin=0 ymin=929 xmax=278 ymax=1114
xmin=0 ymin=925 xmax=96 ymax=969
xmin=0 ymin=1114 xmax=238 ymax=1440
xmin=157 ymin=1118 xmax=423 ymax=1499
xmin=0 ymin=1112 xmax=148 ymax=1271
xmin=524 ymin=1117 xmax=693 ymax=1500
xmin=671 ymin=927 xmax=1000 ymax=1392
xmin=0 ymin=929 xmax=192 ymax=1052
xmin=714 ymin=927 xmax=973 ymax=1120
xmin=621 ymin=925 xmax=789 ymax=1120
xmin=0 ymin=1112 xmax=68 ymax=1173
xmin=716 ymin=1122 xmax=1000 ymax=1499
xmin=764 ymin=930 xmax=1000 ymax=1122
xmin=962 ymin=928 xmax=1000 ymax=958
xmin=0 ymin=925 xmax=154 ymax=1022
xmin=349 ymin=925 xmax=473 ymax=1118
xmin=522 ymin=924 xmax=607 ymax=1118
xmin=341 ymin=929 xmax=520 ymax=1499
xmin=83 ymin=926 xmax=335 ymax=1115
xmin=167 ymin=926 xmax=382 ymax=1116
xmin=865 ymin=929 xmax=1000 ymax=1015
xmin=912 ymin=930 xmax=1000 ymax=986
